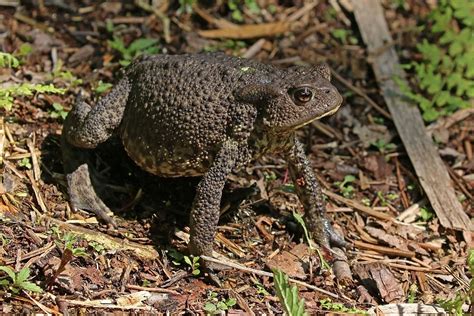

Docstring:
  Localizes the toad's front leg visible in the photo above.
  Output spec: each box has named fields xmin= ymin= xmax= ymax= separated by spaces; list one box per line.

xmin=189 ymin=140 xmax=240 ymax=259
xmin=285 ymin=137 xmax=346 ymax=249
xmin=62 ymin=78 xmax=131 ymax=225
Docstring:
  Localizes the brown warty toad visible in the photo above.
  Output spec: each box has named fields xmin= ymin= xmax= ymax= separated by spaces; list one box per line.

xmin=62 ymin=52 xmax=345 ymax=265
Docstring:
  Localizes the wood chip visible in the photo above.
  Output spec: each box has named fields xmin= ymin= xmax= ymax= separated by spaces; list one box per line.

xmin=198 ymin=22 xmax=290 ymax=39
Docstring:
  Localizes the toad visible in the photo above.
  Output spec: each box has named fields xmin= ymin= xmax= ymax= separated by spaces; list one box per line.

xmin=62 ymin=52 xmax=345 ymax=262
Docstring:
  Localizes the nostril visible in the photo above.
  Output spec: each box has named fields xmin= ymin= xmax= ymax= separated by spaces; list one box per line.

xmin=324 ymin=89 xmax=331 ymax=94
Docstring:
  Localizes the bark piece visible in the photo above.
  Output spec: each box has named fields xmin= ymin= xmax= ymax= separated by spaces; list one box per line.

xmin=352 ymin=0 xmax=471 ymax=232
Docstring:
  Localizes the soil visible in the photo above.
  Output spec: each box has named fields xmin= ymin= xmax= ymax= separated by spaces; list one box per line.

xmin=0 ymin=0 xmax=472 ymax=314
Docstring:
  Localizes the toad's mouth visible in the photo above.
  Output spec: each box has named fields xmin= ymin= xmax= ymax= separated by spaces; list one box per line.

xmin=289 ymin=103 xmax=343 ymax=131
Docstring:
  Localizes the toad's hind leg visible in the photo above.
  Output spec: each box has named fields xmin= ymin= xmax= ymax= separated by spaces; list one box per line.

xmin=62 ymin=78 xmax=131 ymax=225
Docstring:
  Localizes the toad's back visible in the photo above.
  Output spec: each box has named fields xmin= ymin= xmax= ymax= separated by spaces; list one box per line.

xmin=119 ymin=53 xmax=275 ymax=177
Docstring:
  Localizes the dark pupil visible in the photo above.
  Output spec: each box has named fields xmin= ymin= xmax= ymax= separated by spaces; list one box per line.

xmin=295 ymin=88 xmax=312 ymax=103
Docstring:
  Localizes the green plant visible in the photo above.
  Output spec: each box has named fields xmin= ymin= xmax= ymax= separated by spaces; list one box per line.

xmin=51 ymin=60 xmax=82 ymax=86
xmin=49 ymin=102 xmax=68 ymax=120
xmin=397 ymin=0 xmax=474 ymax=122
xmin=273 ymin=269 xmax=308 ymax=316
xmin=203 ymin=291 xmax=237 ymax=314
xmin=183 ymin=255 xmax=200 ymax=276
xmin=62 ymin=233 xmax=87 ymax=257
xmin=15 ymin=43 xmax=33 ymax=59
xmin=263 ymin=171 xmax=277 ymax=182
xmin=228 ymin=0 xmax=260 ymax=22
xmin=0 ymin=266 xmax=43 ymax=294
xmin=376 ymin=191 xmax=399 ymax=207
xmin=0 ymin=83 xmax=66 ymax=111
xmin=18 ymin=157 xmax=32 ymax=169
xmin=371 ymin=139 xmax=396 ymax=154
xmin=293 ymin=211 xmax=330 ymax=270
xmin=203 ymin=39 xmax=247 ymax=54
xmin=48 ymin=232 xmax=86 ymax=286
xmin=335 ymin=175 xmax=356 ymax=198
xmin=166 ymin=248 xmax=185 ymax=265
xmin=108 ymin=37 xmax=160 ymax=66
xmin=419 ymin=206 xmax=434 ymax=221
xmin=0 ymin=52 xmax=20 ymax=68
xmin=177 ymin=0 xmax=196 ymax=14
xmin=320 ymin=298 xmax=367 ymax=314
xmin=94 ymin=80 xmax=113 ymax=94
xmin=255 ymin=282 xmax=270 ymax=296
xmin=408 ymin=283 xmax=418 ymax=303
xmin=331 ymin=29 xmax=358 ymax=45
xmin=88 ymin=241 xmax=106 ymax=255
xmin=292 ymin=211 xmax=313 ymax=250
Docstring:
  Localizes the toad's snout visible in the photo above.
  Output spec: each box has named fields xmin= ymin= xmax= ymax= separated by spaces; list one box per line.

xmin=317 ymin=84 xmax=343 ymax=110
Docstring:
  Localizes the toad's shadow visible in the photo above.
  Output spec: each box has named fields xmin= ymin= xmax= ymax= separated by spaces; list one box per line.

xmin=41 ymin=134 xmax=258 ymax=249
xmin=41 ymin=134 xmax=202 ymax=246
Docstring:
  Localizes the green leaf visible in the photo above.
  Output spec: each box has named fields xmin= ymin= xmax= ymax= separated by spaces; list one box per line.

xmin=0 ymin=279 xmax=10 ymax=286
xmin=226 ymin=298 xmax=237 ymax=307
xmin=183 ymin=256 xmax=192 ymax=266
xmin=204 ymin=302 xmax=217 ymax=313
xmin=15 ymin=267 xmax=30 ymax=284
xmin=128 ymin=38 xmax=159 ymax=55
xmin=434 ymin=91 xmax=450 ymax=106
xmin=449 ymin=41 xmax=464 ymax=56
xmin=108 ymin=37 xmax=127 ymax=55
xmin=0 ymin=52 xmax=20 ymax=68
xmin=0 ymin=266 xmax=16 ymax=282
xmin=18 ymin=281 xmax=43 ymax=293
xmin=422 ymin=107 xmax=440 ymax=122
xmin=52 ymin=102 xmax=63 ymax=111
xmin=292 ymin=211 xmax=313 ymax=250
xmin=216 ymin=301 xmax=228 ymax=311
xmin=417 ymin=40 xmax=442 ymax=65
xmin=273 ymin=269 xmax=308 ymax=316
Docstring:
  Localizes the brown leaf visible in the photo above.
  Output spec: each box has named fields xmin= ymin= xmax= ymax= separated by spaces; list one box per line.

xmin=265 ymin=243 xmax=310 ymax=280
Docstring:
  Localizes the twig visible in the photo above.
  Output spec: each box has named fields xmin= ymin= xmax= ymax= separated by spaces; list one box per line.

xmin=4 ymin=241 xmax=55 ymax=265
xmin=287 ymin=1 xmax=319 ymax=22
xmin=396 ymin=199 xmax=427 ymax=223
xmin=26 ymin=136 xmax=41 ymax=181
xmin=0 ymin=117 xmax=5 ymax=165
xmin=23 ymin=290 xmax=57 ymax=315
xmin=26 ymin=170 xmax=48 ymax=214
xmin=56 ymin=298 xmax=154 ymax=310
xmin=322 ymin=189 xmax=393 ymax=221
xmin=353 ymin=240 xmax=415 ymax=258
xmin=200 ymin=255 xmax=339 ymax=299
xmin=126 ymin=284 xmax=180 ymax=295
xmin=135 ymin=0 xmax=171 ymax=43
xmin=330 ymin=67 xmax=392 ymax=120
xmin=243 ymin=38 xmax=266 ymax=59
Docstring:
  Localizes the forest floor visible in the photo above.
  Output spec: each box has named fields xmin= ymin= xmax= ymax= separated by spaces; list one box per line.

xmin=0 ymin=0 xmax=472 ymax=314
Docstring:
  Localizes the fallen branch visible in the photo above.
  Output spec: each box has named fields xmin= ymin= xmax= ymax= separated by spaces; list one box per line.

xmin=46 ymin=218 xmax=159 ymax=260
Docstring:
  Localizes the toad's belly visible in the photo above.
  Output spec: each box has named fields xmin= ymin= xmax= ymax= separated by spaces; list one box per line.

xmin=121 ymin=134 xmax=214 ymax=177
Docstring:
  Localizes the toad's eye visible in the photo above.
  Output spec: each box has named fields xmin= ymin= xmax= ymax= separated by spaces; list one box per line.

xmin=291 ymin=87 xmax=313 ymax=104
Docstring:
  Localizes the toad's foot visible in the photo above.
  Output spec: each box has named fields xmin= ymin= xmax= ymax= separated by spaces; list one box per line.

xmin=67 ymin=163 xmax=116 ymax=226
xmin=321 ymin=218 xmax=348 ymax=248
